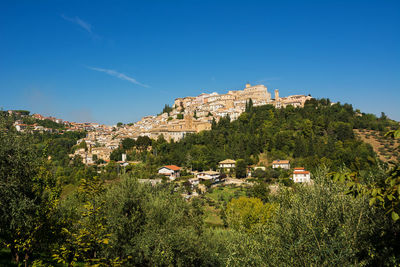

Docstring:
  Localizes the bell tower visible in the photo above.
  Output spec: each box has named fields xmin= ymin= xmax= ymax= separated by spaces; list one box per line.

xmin=274 ymin=89 xmax=279 ymax=100
xmin=185 ymin=114 xmax=193 ymax=130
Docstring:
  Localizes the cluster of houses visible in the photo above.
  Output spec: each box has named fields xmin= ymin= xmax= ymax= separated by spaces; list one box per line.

xmin=125 ymin=83 xmax=311 ymax=142
xmin=70 ymin=130 xmax=126 ymax=164
xmin=272 ymin=160 xmax=311 ymax=183
xmin=12 ymin=112 xmax=105 ymax=133
xmin=157 ymin=165 xmax=222 ymax=187
xmin=157 ymin=159 xmax=311 ymax=186
xmin=8 ymin=83 xmax=313 ymax=166
xmin=32 ymin=113 xmax=102 ymax=131
xmin=13 ymin=113 xmax=71 ymax=132
xmin=14 ymin=121 xmax=55 ymax=133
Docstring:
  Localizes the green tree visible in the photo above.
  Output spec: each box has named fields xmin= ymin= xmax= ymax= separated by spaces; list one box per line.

xmin=122 ymin=138 xmax=136 ymax=150
xmin=110 ymin=147 xmax=124 ymax=161
xmin=245 ymin=99 xmax=254 ymax=113
xmin=225 ymin=170 xmax=379 ymax=266
xmin=161 ymin=104 xmax=173 ymax=115
xmin=136 ymin=136 xmax=152 ymax=152
xmin=75 ymin=140 xmax=87 ymax=151
xmin=53 ymin=177 xmax=116 ymax=266
xmin=0 ymin=118 xmax=60 ymax=266
xmin=101 ymin=176 xmax=212 ymax=265
xmin=247 ymin=181 xmax=270 ymax=202
xmin=252 ymin=168 xmax=267 ymax=179
xmin=267 ymin=171 xmax=376 ymax=266
xmin=225 ymin=196 xmax=276 ymax=230
xmin=14 ymin=110 xmax=30 ymax=116
xmin=235 ymin=159 xmax=246 ymax=178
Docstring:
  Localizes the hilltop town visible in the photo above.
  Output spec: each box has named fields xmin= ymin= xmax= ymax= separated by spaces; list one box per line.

xmin=10 ymin=83 xmax=311 ymax=164
xmin=69 ymin=83 xmax=311 ymax=163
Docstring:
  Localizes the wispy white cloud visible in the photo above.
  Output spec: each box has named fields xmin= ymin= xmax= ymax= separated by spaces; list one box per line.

xmin=61 ymin=14 xmax=93 ymax=33
xmin=87 ymin=67 xmax=150 ymax=88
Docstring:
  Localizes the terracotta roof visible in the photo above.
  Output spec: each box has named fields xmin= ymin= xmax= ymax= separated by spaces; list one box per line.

xmin=219 ymin=159 xmax=236 ymax=164
xmin=294 ymin=167 xmax=305 ymax=170
xmin=272 ymin=160 xmax=290 ymax=164
xmin=162 ymin=165 xmax=181 ymax=171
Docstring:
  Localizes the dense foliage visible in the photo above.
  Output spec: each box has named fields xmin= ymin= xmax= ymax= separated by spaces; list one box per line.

xmin=0 ymin=117 xmax=61 ymax=264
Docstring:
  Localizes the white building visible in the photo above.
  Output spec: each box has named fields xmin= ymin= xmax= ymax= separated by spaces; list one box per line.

xmin=219 ymin=159 xmax=236 ymax=171
xmin=254 ymin=166 xmax=266 ymax=171
xmin=188 ymin=177 xmax=200 ymax=186
xmin=272 ymin=160 xmax=291 ymax=169
xmin=292 ymin=167 xmax=311 ymax=183
xmin=158 ymin=165 xmax=181 ymax=180
xmin=197 ymin=171 xmax=221 ymax=182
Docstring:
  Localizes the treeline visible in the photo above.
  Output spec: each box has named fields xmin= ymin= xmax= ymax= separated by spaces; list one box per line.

xmin=1 ymin=109 xmax=66 ymax=130
xmin=1 ymin=111 xmax=94 ymax=186
xmin=0 ymin=109 xmax=30 ymax=116
xmin=121 ymin=99 xmax=397 ymax=172
xmin=21 ymin=116 xmax=66 ymax=130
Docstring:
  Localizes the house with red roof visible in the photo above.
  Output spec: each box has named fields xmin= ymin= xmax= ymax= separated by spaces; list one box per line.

xmin=14 ymin=123 xmax=28 ymax=132
xmin=158 ymin=165 xmax=181 ymax=180
xmin=292 ymin=167 xmax=311 ymax=183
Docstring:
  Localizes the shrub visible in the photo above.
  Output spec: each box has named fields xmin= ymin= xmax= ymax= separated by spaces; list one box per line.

xmin=225 ymin=196 xmax=277 ymax=230
xmin=225 ymin=171 xmax=378 ymax=266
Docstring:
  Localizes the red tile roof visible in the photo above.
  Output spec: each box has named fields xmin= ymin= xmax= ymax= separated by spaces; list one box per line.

xmin=163 ymin=165 xmax=181 ymax=171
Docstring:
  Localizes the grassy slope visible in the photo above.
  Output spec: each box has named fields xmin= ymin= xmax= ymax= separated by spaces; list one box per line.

xmin=203 ymin=186 xmax=247 ymax=227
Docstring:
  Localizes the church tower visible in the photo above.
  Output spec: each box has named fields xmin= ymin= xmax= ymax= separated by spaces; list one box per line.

xmin=274 ymin=89 xmax=279 ymax=100
xmin=184 ymin=114 xmax=193 ymax=130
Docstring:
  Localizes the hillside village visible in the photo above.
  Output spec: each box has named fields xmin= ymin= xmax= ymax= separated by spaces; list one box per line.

xmin=8 ymin=83 xmax=313 ymax=185
xmin=68 ymin=83 xmax=311 ymax=164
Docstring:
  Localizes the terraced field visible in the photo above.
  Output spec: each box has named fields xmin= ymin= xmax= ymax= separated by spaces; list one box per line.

xmin=354 ymin=129 xmax=399 ymax=163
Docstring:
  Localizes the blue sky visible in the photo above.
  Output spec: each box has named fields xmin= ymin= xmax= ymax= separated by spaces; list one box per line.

xmin=0 ymin=0 xmax=399 ymax=125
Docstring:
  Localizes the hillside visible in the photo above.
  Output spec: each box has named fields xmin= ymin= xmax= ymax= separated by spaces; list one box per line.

xmin=117 ymin=98 xmax=399 ymax=173
xmin=354 ymin=129 xmax=400 ymax=162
